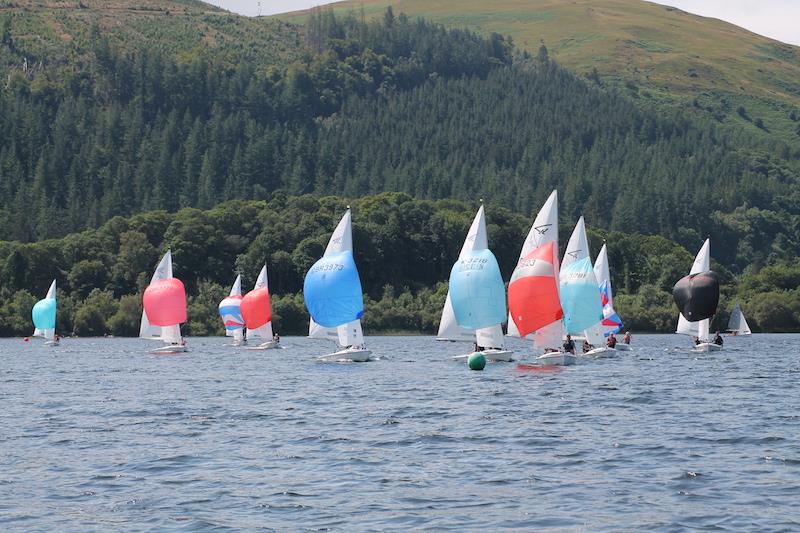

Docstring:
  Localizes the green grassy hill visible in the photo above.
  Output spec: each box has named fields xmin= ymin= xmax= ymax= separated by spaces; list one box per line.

xmin=275 ymin=0 xmax=800 ymax=144
xmin=0 ymin=0 xmax=301 ymax=69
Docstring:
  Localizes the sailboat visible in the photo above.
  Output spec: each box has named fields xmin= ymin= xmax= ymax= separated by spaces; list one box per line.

xmin=438 ymin=205 xmax=512 ymax=362
xmin=725 ymin=303 xmax=751 ymax=336
xmin=304 ymin=208 xmax=370 ymax=362
xmin=32 ymin=280 xmax=58 ymax=346
xmin=560 ymin=217 xmax=607 ymax=357
xmin=140 ymin=250 xmax=188 ymax=354
xmin=674 ymin=239 xmax=721 ymax=352
xmin=242 ymin=264 xmax=280 ymax=350
xmin=593 ymin=243 xmax=627 ymax=350
xmin=218 ymin=274 xmax=245 ymax=346
xmin=506 ymin=190 xmax=572 ymax=365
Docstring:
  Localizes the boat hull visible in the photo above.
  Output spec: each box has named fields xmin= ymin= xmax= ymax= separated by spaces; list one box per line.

xmin=536 ymin=352 xmax=577 ymax=366
xmin=583 ymin=346 xmax=617 ymax=358
xmin=615 ymin=343 xmax=632 ymax=351
xmin=149 ymin=344 xmax=188 ymax=354
xmin=693 ymin=342 xmax=723 ymax=352
xmin=245 ymin=341 xmax=280 ymax=351
xmin=316 ymin=347 xmax=372 ymax=362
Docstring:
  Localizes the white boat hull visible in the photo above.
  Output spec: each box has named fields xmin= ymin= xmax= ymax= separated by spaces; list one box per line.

xmin=693 ymin=342 xmax=723 ymax=352
xmin=44 ymin=340 xmax=59 ymax=347
xmin=149 ymin=344 xmax=188 ymax=354
xmin=583 ymin=346 xmax=617 ymax=358
xmin=536 ymin=352 xmax=577 ymax=366
xmin=316 ymin=347 xmax=372 ymax=363
xmin=451 ymin=349 xmax=514 ymax=363
xmin=245 ymin=341 xmax=280 ymax=351
xmin=615 ymin=343 xmax=632 ymax=351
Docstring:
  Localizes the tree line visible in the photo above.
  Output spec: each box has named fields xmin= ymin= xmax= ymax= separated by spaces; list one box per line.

xmin=0 ymin=192 xmax=797 ymax=337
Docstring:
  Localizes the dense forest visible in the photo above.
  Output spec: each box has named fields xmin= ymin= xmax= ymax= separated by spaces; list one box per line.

xmin=0 ymin=192 xmax=798 ymax=337
xmin=0 ymin=8 xmax=798 ymax=273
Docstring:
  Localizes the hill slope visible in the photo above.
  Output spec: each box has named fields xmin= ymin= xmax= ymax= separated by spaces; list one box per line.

xmin=276 ymin=0 xmax=800 ymax=144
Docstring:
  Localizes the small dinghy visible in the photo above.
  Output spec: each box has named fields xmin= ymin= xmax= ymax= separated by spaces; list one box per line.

xmin=140 ymin=250 xmax=189 ymax=353
xmin=615 ymin=343 xmax=633 ymax=352
xmin=674 ymin=239 xmax=722 ymax=351
xmin=241 ymin=264 xmax=281 ymax=350
xmin=245 ymin=340 xmax=281 ymax=351
xmin=693 ymin=342 xmax=723 ymax=353
xmin=304 ymin=208 xmax=371 ymax=362
xmin=438 ymin=204 xmax=512 ymax=362
xmin=32 ymin=280 xmax=58 ymax=347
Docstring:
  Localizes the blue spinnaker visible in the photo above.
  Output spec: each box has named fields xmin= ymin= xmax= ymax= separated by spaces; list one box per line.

xmin=560 ymin=257 xmax=604 ymax=334
xmin=32 ymin=298 xmax=56 ymax=330
xmin=449 ymin=249 xmax=507 ymax=330
xmin=303 ymin=251 xmax=364 ymax=328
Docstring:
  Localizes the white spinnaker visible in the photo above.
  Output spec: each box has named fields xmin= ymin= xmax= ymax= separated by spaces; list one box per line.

xmin=33 ymin=279 xmax=57 ymax=340
xmin=507 ymin=190 xmax=558 ymax=339
xmin=139 ymin=250 xmax=181 ymax=343
xmin=307 ymin=209 xmax=365 ymax=347
xmin=437 ymin=206 xmax=505 ymax=348
xmin=676 ymin=239 xmax=711 ymax=337
xmin=560 ymin=217 xmax=604 ymax=344
xmin=247 ymin=265 xmax=274 ymax=340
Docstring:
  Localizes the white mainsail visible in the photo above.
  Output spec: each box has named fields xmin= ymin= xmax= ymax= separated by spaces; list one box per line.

xmin=593 ymin=244 xmax=612 ymax=305
xmin=437 ymin=205 xmax=505 ymax=349
xmin=727 ymin=303 xmax=752 ymax=335
xmin=560 ymin=217 xmax=604 ymax=345
xmin=139 ymin=250 xmax=182 ymax=344
xmin=228 ymin=274 xmax=244 ymax=342
xmin=676 ymin=239 xmax=711 ymax=340
xmin=246 ymin=265 xmax=274 ymax=340
xmin=307 ymin=209 xmax=365 ymax=348
xmin=507 ymin=190 xmax=559 ymax=339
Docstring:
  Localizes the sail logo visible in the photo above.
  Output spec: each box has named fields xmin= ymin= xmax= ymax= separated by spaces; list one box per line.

xmin=331 ymin=236 xmax=343 ymax=245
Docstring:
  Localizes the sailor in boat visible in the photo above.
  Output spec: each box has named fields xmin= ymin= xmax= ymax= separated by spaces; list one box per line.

xmin=607 ymin=333 xmax=617 ymax=348
xmin=272 ymin=334 xmax=280 ymax=345
xmin=713 ymin=332 xmax=723 ymax=346
xmin=563 ymin=335 xmax=576 ymax=355
xmin=623 ymin=331 xmax=632 ymax=345
xmin=582 ymin=339 xmax=594 ymax=353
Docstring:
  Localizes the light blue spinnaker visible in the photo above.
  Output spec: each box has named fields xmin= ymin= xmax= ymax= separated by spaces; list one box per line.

xmin=560 ymin=257 xmax=604 ymax=334
xmin=303 ymin=250 xmax=364 ymax=328
xmin=32 ymin=297 xmax=56 ymax=330
xmin=449 ymin=248 xmax=507 ymax=330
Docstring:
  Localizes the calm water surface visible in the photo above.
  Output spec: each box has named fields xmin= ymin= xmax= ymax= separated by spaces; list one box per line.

xmin=1 ymin=334 xmax=799 ymax=531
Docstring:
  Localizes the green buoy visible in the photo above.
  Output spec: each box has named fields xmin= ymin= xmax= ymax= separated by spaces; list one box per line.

xmin=468 ymin=352 xmax=486 ymax=371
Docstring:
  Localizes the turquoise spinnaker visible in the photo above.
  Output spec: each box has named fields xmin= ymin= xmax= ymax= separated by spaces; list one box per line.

xmin=303 ymin=250 xmax=364 ymax=328
xmin=560 ymin=257 xmax=603 ymax=334
xmin=449 ymin=248 xmax=507 ymax=330
xmin=32 ymin=298 xmax=56 ymax=330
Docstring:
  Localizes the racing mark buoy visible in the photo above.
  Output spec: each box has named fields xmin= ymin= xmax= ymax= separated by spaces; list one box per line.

xmin=468 ymin=352 xmax=486 ymax=371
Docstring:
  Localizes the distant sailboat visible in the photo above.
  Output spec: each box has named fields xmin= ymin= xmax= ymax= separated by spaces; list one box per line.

xmin=242 ymin=264 xmax=280 ymax=350
xmin=438 ymin=205 xmax=512 ymax=362
xmin=726 ymin=303 xmax=751 ymax=336
xmin=674 ymin=239 xmax=721 ymax=352
xmin=593 ymin=243 xmax=626 ymax=350
xmin=304 ymin=208 xmax=370 ymax=362
xmin=560 ymin=217 xmax=606 ymax=357
xmin=32 ymin=280 xmax=58 ymax=346
xmin=219 ymin=274 xmax=245 ymax=346
xmin=140 ymin=250 xmax=188 ymax=354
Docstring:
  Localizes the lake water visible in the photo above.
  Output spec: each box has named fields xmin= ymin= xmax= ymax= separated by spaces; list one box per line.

xmin=1 ymin=334 xmax=799 ymax=531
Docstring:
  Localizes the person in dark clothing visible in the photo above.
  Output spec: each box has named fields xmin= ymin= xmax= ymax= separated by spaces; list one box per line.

xmin=563 ymin=334 xmax=576 ymax=354
xmin=713 ymin=331 xmax=723 ymax=346
xmin=607 ymin=333 xmax=617 ymax=348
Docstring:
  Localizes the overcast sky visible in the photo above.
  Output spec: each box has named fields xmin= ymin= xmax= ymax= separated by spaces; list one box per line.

xmin=205 ymin=0 xmax=800 ymax=46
